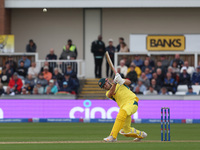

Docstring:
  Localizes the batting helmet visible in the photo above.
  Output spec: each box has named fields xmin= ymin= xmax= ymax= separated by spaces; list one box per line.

xmin=98 ymin=78 xmax=107 ymax=88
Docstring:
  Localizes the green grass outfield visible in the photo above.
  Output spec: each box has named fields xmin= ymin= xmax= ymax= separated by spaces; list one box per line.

xmin=0 ymin=123 xmax=199 ymax=150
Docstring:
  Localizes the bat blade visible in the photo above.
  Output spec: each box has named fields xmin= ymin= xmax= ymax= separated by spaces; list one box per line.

xmin=106 ymin=51 xmax=117 ymax=75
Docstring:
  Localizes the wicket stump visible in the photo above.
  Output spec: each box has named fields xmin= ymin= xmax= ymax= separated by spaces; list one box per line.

xmin=161 ymin=107 xmax=170 ymax=141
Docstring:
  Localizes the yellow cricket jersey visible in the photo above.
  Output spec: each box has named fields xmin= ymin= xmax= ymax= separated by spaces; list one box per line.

xmin=106 ymin=84 xmax=139 ymax=108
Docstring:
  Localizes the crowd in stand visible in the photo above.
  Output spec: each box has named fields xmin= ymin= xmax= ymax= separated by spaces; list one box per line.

xmin=117 ymin=54 xmax=200 ymax=95
xmin=1 ymin=36 xmax=200 ymax=96
xmin=0 ymin=39 xmax=79 ymax=96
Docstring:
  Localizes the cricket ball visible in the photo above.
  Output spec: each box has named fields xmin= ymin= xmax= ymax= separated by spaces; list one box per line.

xmin=43 ymin=8 xmax=47 ymax=12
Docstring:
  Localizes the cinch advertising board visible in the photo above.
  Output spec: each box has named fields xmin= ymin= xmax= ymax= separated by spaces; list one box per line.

xmin=0 ymin=99 xmax=199 ymax=119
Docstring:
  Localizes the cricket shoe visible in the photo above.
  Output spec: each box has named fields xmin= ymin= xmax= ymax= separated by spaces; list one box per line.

xmin=133 ymin=131 xmax=147 ymax=142
xmin=103 ymin=135 xmax=117 ymax=142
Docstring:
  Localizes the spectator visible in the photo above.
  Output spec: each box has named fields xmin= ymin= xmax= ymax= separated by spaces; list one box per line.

xmin=42 ymin=66 xmax=52 ymax=82
xmin=144 ymin=68 xmax=152 ymax=80
xmin=21 ymin=87 xmax=29 ymax=95
xmin=117 ymin=67 xmax=125 ymax=78
xmin=133 ymin=80 xmax=147 ymax=94
xmin=167 ymin=66 xmax=179 ymax=83
xmin=63 ymin=39 xmax=78 ymax=59
xmin=46 ymin=48 xmax=57 ymax=68
xmin=180 ymin=61 xmax=195 ymax=77
xmin=32 ymin=87 xmax=39 ymax=95
xmin=65 ymin=65 xmax=76 ymax=78
xmin=133 ymin=55 xmax=143 ymax=69
xmin=34 ymin=81 xmax=44 ymax=94
xmin=106 ymin=39 xmax=116 ymax=78
xmin=127 ymin=62 xmax=141 ymax=78
xmin=151 ymin=72 xmax=157 ymax=81
xmin=119 ymin=42 xmax=129 ymax=52
xmin=26 ymin=39 xmax=37 ymax=52
xmin=163 ymin=72 xmax=177 ymax=94
xmin=116 ymin=37 xmax=124 ymax=52
xmin=36 ymin=73 xmax=48 ymax=88
xmin=139 ymin=72 xmax=150 ymax=88
xmin=18 ymin=54 xmax=31 ymax=68
xmin=91 ymin=35 xmax=106 ymax=78
xmin=179 ymin=66 xmax=191 ymax=85
xmin=151 ymin=78 xmax=161 ymax=93
xmin=59 ymin=81 xmax=72 ymax=93
xmin=6 ymin=72 xmax=23 ymax=95
xmin=46 ymin=48 xmax=57 ymax=60
xmin=186 ymin=86 xmax=197 ymax=95
xmin=144 ymin=86 xmax=158 ymax=95
xmin=62 ymin=73 xmax=75 ymax=92
xmin=134 ymin=86 xmax=143 ymax=95
xmin=155 ymin=60 xmax=166 ymax=74
xmin=52 ymin=76 xmax=61 ymax=90
xmin=71 ymin=73 xmax=79 ymax=94
xmin=5 ymin=63 xmax=14 ymax=77
xmin=44 ymin=79 xmax=58 ymax=95
xmin=156 ymin=68 xmax=164 ymax=87
xmin=145 ymin=56 xmax=155 ymax=71
xmin=159 ymin=87 xmax=169 ymax=95
xmin=160 ymin=55 xmax=170 ymax=71
xmin=0 ymin=67 xmax=11 ymax=84
xmin=192 ymin=66 xmax=200 ymax=85
xmin=17 ymin=60 xmax=28 ymax=80
xmin=65 ymin=65 xmax=79 ymax=93
xmin=5 ymin=56 xmax=17 ymax=72
xmin=171 ymin=61 xmax=180 ymax=77
xmin=170 ymin=54 xmax=184 ymax=69
xmin=28 ymin=62 xmax=40 ymax=79
xmin=126 ymin=65 xmax=138 ymax=85
xmin=24 ymin=74 xmax=35 ymax=93
xmin=52 ymin=68 xmax=64 ymax=88
xmin=142 ymin=60 xmax=152 ymax=73
xmin=0 ymin=83 xmax=5 ymax=96
xmin=60 ymin=45 xmax=76 ymax=60
xmin=118 ymin=59 xmax=128 ymax=77
xmin=40 ymin=61 xmax=53 ymax=74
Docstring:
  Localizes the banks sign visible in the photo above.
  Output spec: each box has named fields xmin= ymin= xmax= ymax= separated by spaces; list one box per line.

xmin=146 ymin=35 xmax=185 ymax=51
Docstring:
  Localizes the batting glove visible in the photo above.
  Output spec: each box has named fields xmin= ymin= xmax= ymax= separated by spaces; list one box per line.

xmin=114 ymin=73 xmax=125 ymax=85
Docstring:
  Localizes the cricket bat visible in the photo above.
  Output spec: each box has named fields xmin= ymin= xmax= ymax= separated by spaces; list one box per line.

xmin=106 ymin=51 xmax=117 ymax=75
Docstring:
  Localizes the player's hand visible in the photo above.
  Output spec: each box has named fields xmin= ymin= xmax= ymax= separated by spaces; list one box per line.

xmin=114 ymin=73 xmax=120 ymax=84
xmin=114 ymin=73 xmax=125 ymax=85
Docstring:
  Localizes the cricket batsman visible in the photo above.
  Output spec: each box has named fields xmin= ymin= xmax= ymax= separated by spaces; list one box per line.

xmin=98 ymin=73 xmax=147 ymax=142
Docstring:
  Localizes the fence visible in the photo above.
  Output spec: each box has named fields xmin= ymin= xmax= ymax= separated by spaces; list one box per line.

xmin=0 ymin=53 xmax=85 ymax=78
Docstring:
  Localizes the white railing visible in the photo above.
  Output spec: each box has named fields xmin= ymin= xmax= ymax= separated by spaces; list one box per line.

xmin=37 ymin=60 xmax=85 ymax=78
xmin=0 ymin=53 xmax=85 ymax=78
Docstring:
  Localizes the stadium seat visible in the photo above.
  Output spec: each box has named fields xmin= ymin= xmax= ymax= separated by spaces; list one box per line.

xmin=3 ymin=86 xmax=7 ymax=91
xmin=168 ymin=91 xmax=173 ymax=95
xmin=192 ymin=85 xmax=200 ymax=94
xmin=175 ymin=91 xmax=186 ymax=95
xmin=177 ymin=85 xmax=188 ymax=92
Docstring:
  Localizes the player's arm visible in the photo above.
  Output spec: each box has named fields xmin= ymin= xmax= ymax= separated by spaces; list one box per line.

xmin=124 ymin=79 xmax=131 ymax=86
xmin=107 ymin=82 xmax=117 ymax=98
